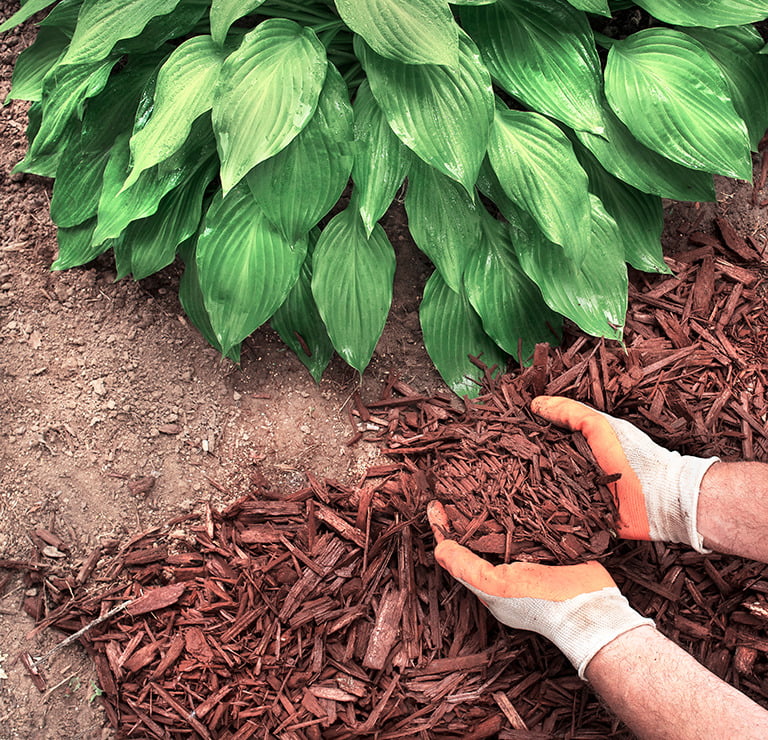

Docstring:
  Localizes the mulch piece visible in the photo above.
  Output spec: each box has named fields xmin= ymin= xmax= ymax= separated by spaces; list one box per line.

xmin=9 ymin=214 xmax=768 ymax=738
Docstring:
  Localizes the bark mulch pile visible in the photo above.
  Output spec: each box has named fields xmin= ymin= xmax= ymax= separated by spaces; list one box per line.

xmin=6 ymin=215 xmax=768 ymax=738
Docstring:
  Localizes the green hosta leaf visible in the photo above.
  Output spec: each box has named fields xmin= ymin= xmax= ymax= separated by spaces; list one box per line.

xmin=565 ymin=0 xmax=610 ymax=13
xmin=119 ymin=158 xmax=217 ymax=280
xmin=179 ymin=243 xmax=241 ymax=363
xmin=213 ymin=19 xmax=327 ymax=194
xmin=476 ymin=158 xmax=527 ymax=223
xmin=210 ymin=0 xmax=267 ymax=46
xmin=335 ymin=0 xmax=458 ymax=66
xmin=52 ymin=218 xmax=115 ymax=271
xmin=39 ymin=0 xmax=84 ymax=35
xmin=14 ymin=101 xmax=69 ymax=177
xmin=246 ymin=64 xmax=354 ymax=244
xmin=515 ymin=195 xmax=627 ymax=340
xmin=448 ymin=0 xmax=498 ymax=4
xmin=488 ymin=106 xmax=591 ymax=261
xmin=115 ymin=0 xmax=210 ymax=56
xmin=50 ymin=144 xmax=111 ymax=228
xmin=465 ymin=213 xmax=561 ymax=362
xmin=683 ymin=25 xmax=768 ymax=151
xmin=352 ymin=81 xmax=411 ymax=235
xmin=6 ymin=27 xmax=69 ymax=103
xmin=271 ymin=245 xmax=335 ymax=383
xmin=634 ymin=0 xmax=768 ymax=28
xmin=60 ymin=0 xmax=184 ymax=66
xmin=0 ymin=0 xmax=57 ymax=32
xmin=575 ymin=145 xmax=669 ymax=274
xmin=311 ymin=205 xmax=395 ymax=373
xmin=357 ymin=30 xmax=493 ymax=193
xmin=460 ymin=0 xmax=605 ymax=133
xmin=197 ymin=184 xmax=308 ymax=354
xmin=94 ymin=116 xmax=216 ymax=244
xmin=605 ymin=28 xmax=752 ymax=180
xmin=25 ymin=56 xmax=118 ymax=164
xmin=50 ymin=53 xmax=164 ymax=227
xmin=420 ymin=271 xmax=506 ymax=398
xmin=124 ymin=36 xmax=225 ymax=189
xmin=574 ymin=104 xmax=716 ymax=202
xmin=404 ymin=159 xmax=480 ymax=293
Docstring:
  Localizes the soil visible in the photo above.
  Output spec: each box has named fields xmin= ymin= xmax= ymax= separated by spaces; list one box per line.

xmin=1 ymin=4 xmax=767 ymax=739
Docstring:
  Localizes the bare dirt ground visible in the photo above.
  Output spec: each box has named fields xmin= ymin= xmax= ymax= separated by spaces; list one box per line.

xmin=0 ymin=11 xmax=444 ymax=737
xmin=1 ymin=5 xmax=767 ymax=740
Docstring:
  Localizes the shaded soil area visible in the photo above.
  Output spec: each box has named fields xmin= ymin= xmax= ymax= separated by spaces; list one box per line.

xmin=2 ymin=3 xmax=768 ymax=738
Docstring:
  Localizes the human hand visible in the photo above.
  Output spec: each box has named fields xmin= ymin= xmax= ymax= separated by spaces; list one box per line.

xmin=531 ymin=396 xmax=718 ymax=551
xmin=428 ymin=500 xmax=653 ymax=678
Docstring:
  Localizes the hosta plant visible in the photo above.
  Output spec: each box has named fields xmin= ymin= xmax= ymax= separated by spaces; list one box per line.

xmin=3 ymin=0 xmax=768 ymax=396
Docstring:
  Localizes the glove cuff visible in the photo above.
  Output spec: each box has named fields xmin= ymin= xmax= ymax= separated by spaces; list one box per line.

xmin=554 ymin=587 xmax=656 ymax=679
xmin=647 ymin=454 xmax=719 ymax=553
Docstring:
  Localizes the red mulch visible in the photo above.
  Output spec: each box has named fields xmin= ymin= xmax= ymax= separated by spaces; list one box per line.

xmin=7 ymin=214 xmax=768 ymax=739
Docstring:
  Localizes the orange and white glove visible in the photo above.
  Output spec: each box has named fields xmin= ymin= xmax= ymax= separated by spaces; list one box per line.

xmin=428 ymin=501 xmax=653 ymax=679
xmin=531 ymin=396 xmax=719 ymax=552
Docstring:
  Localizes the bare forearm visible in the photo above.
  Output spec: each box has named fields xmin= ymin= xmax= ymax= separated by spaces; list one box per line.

xmin=585 ymin=625 xmax=768 ymax=740
xmin=698 ymin=462 xmax=768 ymax=563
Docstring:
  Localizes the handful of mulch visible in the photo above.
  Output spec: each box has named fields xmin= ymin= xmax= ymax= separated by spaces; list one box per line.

xmin=376 ymin=358 xmax=620 ymax=564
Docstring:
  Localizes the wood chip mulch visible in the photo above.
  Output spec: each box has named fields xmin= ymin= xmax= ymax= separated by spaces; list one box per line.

xmin=7 ymin=214 xmax=768 ymax=739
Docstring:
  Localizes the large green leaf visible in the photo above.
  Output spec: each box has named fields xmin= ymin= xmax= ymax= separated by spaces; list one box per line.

xmin=404 ymin=159 xmax=481 ymax=293
xmin=117 ymin=157 xmax=217 ymax=280
xmin=574 ymin=104 xmax=715 ymax=202
xmin=5 ymin=27 xmax=69 ymax=103
xmin=124 ymin=36 xmax=225 ymax=189
xmin=39 ymin=0 xmax=84 ymax=36
xmin=311 ymin=205 xmax=395 ymax=373
xmin=25 ymin=56 xmax=118 ymax=164
xmin=197 ymin=185 xmax=308 ymax=355
xmin=574 ymin=144 xmax=669 ymax=274
xmin=14 ymin=101 xmax=70 ymax=177
xmin=271 ymin=243 xmax=335 ymax=383
xmin=511 ymin=196 xmax=628 ymax=339
xmin=114 ymin=0 xmax=210 ymax=56
xmin=50 ymin=53 xmax=164 ymax=227
xmin=682 ymin=25 xmax=768 ymax=152
xmin=357 ymin=29 xmax=493 ymax=193
xmin=635 ymin=0 xmax=768 ymax=27
xmin=465 ymin=213 xmax=561 ymax=362
xmin=605 ymin=28 xmax=752 ymax=180
xmin=565 ymin=0 xmax=610 ymax=13
xmin=460 ymin=0 xmax=605 ymax=133
xmin=351 ymin=81 xmax=411 ymax=235
xmin=515 ymin=195 xmax=627 ymax=340
xmin=179 ymin=243 xmax=241 ymax=363
xmin=335 ymin=0 xmax=458 ymax=66
xmin=246 ymin=64 xmax=354 ymax=244
xmin=0 ymin=0 xmax=57 ymax=33
xmin=52 ymin=218 xmax=115 ymax=271
xmin=213 ymin=19 xmax=328 ymax=194
xmin=488 ymin=106 xmax=591 ymax=261
xmin=420 ymin=271 xmax=506 ymax=398
xmin=210 ymin=0 xmax=267 ymax=46
xmin=60 ymin=0 xmax=184 ymax=66
xmin=94 ymin=116 xmax=216 ymax=244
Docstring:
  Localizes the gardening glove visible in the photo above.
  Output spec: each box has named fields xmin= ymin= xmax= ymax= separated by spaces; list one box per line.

xmin=531 ymin=395 xmax=719 ymax=552
xmin=428 ymin=501 xmax=653 ymax=679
